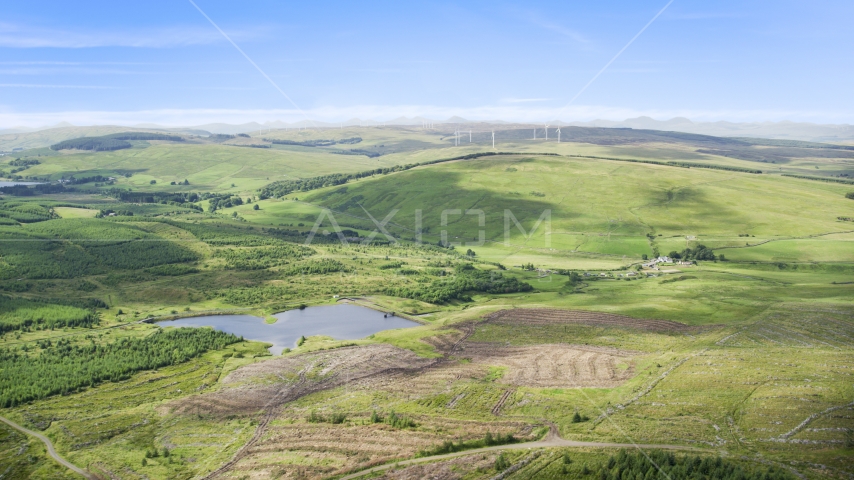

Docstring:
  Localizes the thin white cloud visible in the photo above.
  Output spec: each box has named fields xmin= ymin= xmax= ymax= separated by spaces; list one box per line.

xmin=0 ymin=84 xmax=121 ymax=89
xmin=0 ymin=66 xmax=246 ymax=75
xmin=0 ymin=22 xmax=261 ymax=48
xmin=663 ymin=11 xmax=746 ymax=21
xmin=0 ymin=67 xmax=156 ymax=75
xmin=604 ymin=68 xmax=660 ymax=73
xmin=522 ymin=13 xmax=588 ymax=45
xmin=0 ymin=61 xmax=157 ymax=66
xmin=500 ymin=98 xmax=555 ymax=104
xmin=0 ymin=83 xmax=253 ymax=91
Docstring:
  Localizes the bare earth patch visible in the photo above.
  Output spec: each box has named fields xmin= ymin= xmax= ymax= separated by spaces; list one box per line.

xmin=166 ymin=344 xmax=435 ymax=417
xmin=227 ymin=419 xmax=529 ymax=479
xmin=425 ymin=311 xmax=644 ymax=388
xmin=460 ymin=343 xmax=636 ymax=388
xmin=176 ymin=310 xmax=667 ymax=478
xmin=376 ymin=452 xmax=500 ymax=480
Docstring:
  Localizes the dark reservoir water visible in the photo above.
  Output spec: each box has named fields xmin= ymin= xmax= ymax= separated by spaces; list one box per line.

xmin=159 ymin=304 xmax=419 ymax=354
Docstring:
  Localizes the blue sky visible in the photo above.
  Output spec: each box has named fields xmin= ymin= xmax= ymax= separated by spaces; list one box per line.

xmin=1 ymin=0 xmax=852 ymax=127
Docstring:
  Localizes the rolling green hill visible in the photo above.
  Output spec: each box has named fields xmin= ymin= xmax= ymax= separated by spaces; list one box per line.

xmin=8 ymin=125 xmax=854 ymax=193
xmin=280 ymin=154 xmax=854 ymax=267
xmin=0 ymin=126 xmax=852 ymax=480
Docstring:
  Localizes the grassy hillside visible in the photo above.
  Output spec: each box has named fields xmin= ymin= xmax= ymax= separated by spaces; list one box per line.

xmin=284 ymin=154 xmax=854 ymax=266
xmin=0 ymin=126 xmax=195 ymax=151
xmin=22 ymin=142 xmax=472 ymax=193
xmin=8 ymin=125 xmax=854 ymax=193
xmin=0 ymin=127 xmax=851 ymax=479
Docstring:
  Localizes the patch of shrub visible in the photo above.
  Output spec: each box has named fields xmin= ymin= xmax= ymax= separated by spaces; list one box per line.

xmin=384 ymin=264 xmax=532 ymax=304
xmin=418 ymin=431 xmax=517 ymax=457
xmin=597 ymin=450 xmax=795 ymax=480
xmin=0 ymin=328 xmax=239 ymax=407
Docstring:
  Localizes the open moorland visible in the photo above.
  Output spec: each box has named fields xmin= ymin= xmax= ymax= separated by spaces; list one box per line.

xmin=0 ymin=125 xmax=851 ymax=479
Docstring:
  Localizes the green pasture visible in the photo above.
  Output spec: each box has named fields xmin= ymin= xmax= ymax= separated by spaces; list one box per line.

xmin=718 ymin=237 xmax=854 ymax=263
xmin=23 ymin=142 xmax=427 ymax=193
xmin=0 ymin=128 xmax=853 ymax=479
xmin=299 ymin=155 xmax=854 ymax=242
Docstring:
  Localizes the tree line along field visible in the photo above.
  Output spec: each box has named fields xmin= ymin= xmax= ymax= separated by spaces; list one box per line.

xmin=0 ymin=126 xmax=851 ymax=479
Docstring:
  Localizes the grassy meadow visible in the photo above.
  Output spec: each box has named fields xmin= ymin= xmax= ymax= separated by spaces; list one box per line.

xmin=0 ymin=126 xmax=851 ymax=479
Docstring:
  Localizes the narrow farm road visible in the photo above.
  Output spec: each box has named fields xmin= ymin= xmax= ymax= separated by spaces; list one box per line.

xmin=0 ymin=414 xmax=96 ymax=479
xmin=338 ymin=425 xmax=707 ymax=480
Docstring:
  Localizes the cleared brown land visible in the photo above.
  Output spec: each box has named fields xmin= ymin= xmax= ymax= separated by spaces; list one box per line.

xmin=169 ymin=341 xmax=544 ymax=479
xmin=226 ymin=418 xmax=530 ymax=479
xmin=169 ymin=344 xmax=434 ymax=417
xmin=425 ymin=315 xmax=639 ymax=389
xmin=179 ymin=310 xmax=665 ymax=478
xmin=461 ymin=343 xmax=636 ymax=389
xmin=167 ymin=344 xmax=436 ymax=479
xmin=374 ymin=451 xmax=500 ymax=480
xmin=485 ymin=308 xmax=694 ymax=332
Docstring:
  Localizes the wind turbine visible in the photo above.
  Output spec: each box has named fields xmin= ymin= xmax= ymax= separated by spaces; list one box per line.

xmin=544 ymin=124 xmax=549 ymax=141
xmin=469 ymin=130 xmax=472 ymax=143
xmin=533 ymin=128 xmax=536 ymax=140
xmin=556 ymin=126 xmax=561 ymax=143
xmin=492 ymin=130 xmax=495 ymax=149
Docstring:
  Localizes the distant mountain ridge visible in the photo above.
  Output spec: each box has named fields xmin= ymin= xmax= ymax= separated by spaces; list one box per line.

xmin=146 ymin=116 xmax=854 ymax=143
xmin=0 ymin=122 xmax=75 ymax=135
xmin=3 ymin=116 xmax=853 ymax=151
xmin=565 ymin=117 xmax=854 ymax=144
xmin=0 ymin=125 xmax=210 ymax=151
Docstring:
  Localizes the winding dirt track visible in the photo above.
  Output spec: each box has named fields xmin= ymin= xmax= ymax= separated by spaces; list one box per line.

xmin=0 ymin=414 xmax=96 ymax=479
xmin=338 ymin=424 xmax=707 ymax=480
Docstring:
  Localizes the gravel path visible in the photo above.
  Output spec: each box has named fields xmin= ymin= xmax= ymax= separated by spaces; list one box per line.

xmin=0 ymin=414 xmax=96 ymax=479
xmin=338 ymin=424 xmax=707 ymax=480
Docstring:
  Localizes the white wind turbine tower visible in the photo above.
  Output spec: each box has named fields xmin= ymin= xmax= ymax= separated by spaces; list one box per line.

xmin=544 ymin=124 xmax=549 ymax=141
xmin=533 ymin=128 xmax=536 ymax=140
xmin=469 ymin=130 xmax=472 ymax=143
xmin=556 ymin=126 xmax=561 ymax=143
xmin=492 ymin=130 xmax=495 ymax=149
